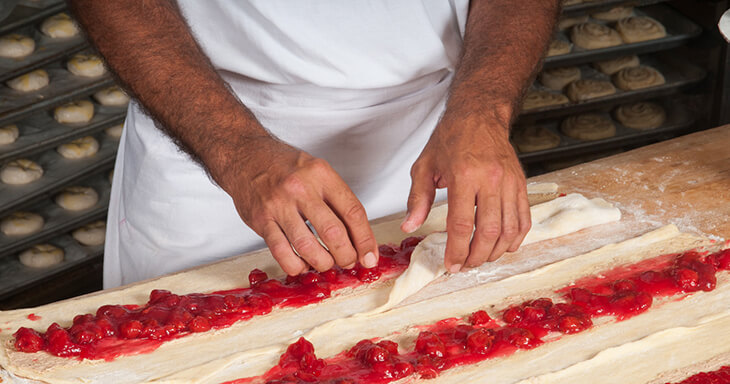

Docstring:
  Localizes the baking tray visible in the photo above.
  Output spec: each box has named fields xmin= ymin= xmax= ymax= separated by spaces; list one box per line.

xmin=0 ymin=233 xmax=103 ymax=300
xmin=544 ymin=4 xmax=702 ymax=68
xmin=561 ymin=0 xmax=669 ymax=16
xmin=0 ymin=103 xmax=125 ymax=163
xmin=0 ymin=59 xmax=114 ymax=126
xmin=0 ymin=170 xmax=110 ymax=258
xmin=0 ymin=24 xmax=88 ymax=83
xmin=515 ymin=98 xmax=694 ymax=164
xmin=0 ymin=132 xmax=118 ymax=215
xmin=0 ymin=1 xmax=65 ymax=36
xmin=520 ymin=54 xmax=705 ymax=121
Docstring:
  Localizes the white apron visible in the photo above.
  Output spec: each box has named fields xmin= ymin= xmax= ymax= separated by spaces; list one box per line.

xmin=104 ymin=0 xmax=469 ymax=288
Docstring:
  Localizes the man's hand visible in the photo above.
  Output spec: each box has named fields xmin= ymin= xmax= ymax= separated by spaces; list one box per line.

xmin=402 ymin=112 xmax=530 ymax=273
xmin=216 ymin=138 xmax=379 ymax=276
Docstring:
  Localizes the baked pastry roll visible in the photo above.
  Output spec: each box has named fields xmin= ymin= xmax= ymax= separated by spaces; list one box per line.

xmin=67 ymin=53 xmax=106 ymax=77
xmin=54 ymin=100 xmax=95 ymax=125
xmin=6 ymin=69 xmax=49 ymax=92
xmin=72 ymin=220 xmax=106 ymax=246
xmin=0 ymin=159 xmax=43 ymax=185
xmin=0 ymin=33 xmax=35 ymax=58
xmin=512 ymin=126 xmax=561 ymax=153
xmin=571 ymin=23 xmax=623 ymax=50
xmin=540 ymin=66 xmax=581 ymax=91
xmin=612 ymin=65 xmax=665 ymax=91
xmin=19 ymin=244 xmax=64 ymax=268
xmin=40 ymin=13 xmax=79 ymax=38
xmin=547 ymin=39 xmax=572 ymax=57
xmin=0 ymin=124 xmax=19 ymax=145
xmin=561 ymin=113 xmax=616 ymax=141
xmin=57 ymin=136 xmax=100 ymax=159
xmin=1 ymin=212 xmax=44 ymax=236
xmin=565 ymin=79 xmax=616 ymax=102
xmin=522 ymin=90 xmax=570 ymax=110
xmin=55 ymin=186 xmax=99 ymax=211
xmin=614 ymin=102 xmax=666 ymax=130
xmin=616 ymin=16 xmax=667 ymax=43
xmin=593 ymin=55 xmax=640 ymax=75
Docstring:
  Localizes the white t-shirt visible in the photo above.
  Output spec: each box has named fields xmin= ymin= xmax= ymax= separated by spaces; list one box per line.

xmin=104 ymin=0 xmax=470 ymax=288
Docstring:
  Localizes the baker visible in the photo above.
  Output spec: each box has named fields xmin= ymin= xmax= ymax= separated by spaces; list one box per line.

xmin=66 ymin=1 xmax=560 ymax=288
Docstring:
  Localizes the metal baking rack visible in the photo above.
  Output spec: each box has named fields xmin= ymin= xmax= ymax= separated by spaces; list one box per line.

xmin=561 ymin=0 xmax=669 ymax=17
xmin=0 ymin=131 xmax=118 ymax=215
xmin=515 ymin=97 xmax=694 ymax=164
xmin=545 ymin=4 xmax=701 ymax=68
xmin=520 ymin=54 xmax=706 ymax=121
xmin=0 ymin=1 xmax=64 ymax=36
xmin=0 ymin=169 xmax=110 ymax=258
xmin=0 ymin=103 xmax=125 ymax=163
xmin=0 ymin=233 xmax=103 ymax=301
xmin=0 ymin=59 xmax=114 ymax=126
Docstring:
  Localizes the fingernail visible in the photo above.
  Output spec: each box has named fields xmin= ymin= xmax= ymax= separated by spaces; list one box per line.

xmin=363 ymin=252 xmax=377 ymax=268
xmin=449 ymin=264 xmax=462 ymax=274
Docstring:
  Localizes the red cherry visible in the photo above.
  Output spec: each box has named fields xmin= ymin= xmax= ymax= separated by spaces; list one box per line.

xmin=149 ymin=289 xmax=172 ymax=303
xmin=363 ymin=345 xmax=390 ymax=365
xmin=415 ymin=331 xmax=446 ymax=359
xmin=13 ymin=327 xmax=44 ymax=353
xmin=469 ymin=310 xmax=491 ymax=325
xmin=522 ymin=306 xmax=547 ymax=322
xmin=299 ymin=272 xmax=320 ymax=285
xmin=613 ymin=279 xmax=636 ymax=292
xmin=452 ymin=324 xmax=474 ymax=340
xmin=503 ymin=307 xmax=524 ymax=324
xmin=503 ymin=327 xmax=537 ymax=349
xmin=377 ymin=340 xmax=399 ymax=355
xmin=73 ymin=313 xmax=95 ymax=325
xmin=320 ymin=269 xmax=339 ymax=283
xmin=558 ymin=315 xmax=586 ymax=334
xmin=466 ymin=328 xmax=494 ymax=354
xmin=673 ymin=268 xmax=700 ymax=291
xmin=286 ymin=337 xmax=315 ymax=359
xmin=248 ymin=268 xmax=268 ymax=286
xmin=714 ymin=249 xmax=730 ymax=270
xmin=189 ymin=316 xmax=211 ymax=333
xmin=394 ymin=361 xmax=415 ymax=378
xmin=120 ymin=320 xmax=143 ymax=339
xmin=355 ymin=266 xmax=381 ymax=282
xmin=400 ymin=236 xmax=423 ymax=250
xmin=415 ymin=355 xmax=439 ymax=379
xmin=530 ymin=298 xmax=553 ymax=309
xmin=569 ymin=288 xmax=592 ymax=303
xmin=96 ymin=305 xmax=128 ymax=319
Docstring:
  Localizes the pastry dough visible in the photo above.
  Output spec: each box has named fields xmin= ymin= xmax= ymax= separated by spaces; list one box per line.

xmin=0 ymin=34 xmax=35 ymax=59
xmin=67 ymin=53 xmax=106 ymax=77
xmin=0 ymin=212 xmax=44 ymax=237
xmin=522 ymin=90 xmax=569 ymax=110
xmin=561 ymin=113 xmax=616 ymax=140
xmin=0 ymin=159 xmax=43 ymax=185
xmin=54 ymin=100 xmax=94 ymax=125
xmin=617 ymin=16 xmax=667 ymax=43
xmin=571 ymin=23 xmax=623 ymax=50
xmin=591 ymin=6 xmax=633 ymax=22
xmin=71 ymin=220 xmax=106 ymax=246
xmin=558 ymin=15 xmax=589 ymax=31
xmin=55 ymin=186 xmax=99 ymax=211
xmin=593 ymin=55 xmax=640 ymax=75
xmin=18 ymin=244 xmax=63 ymax=268
xmin=614 ymin=101 xmax=666 ymax=130
xmin=6 ymin=69 xmax=49 ymax=92
xmin=539 ymin=66 xmax=581 ymax=91
xmin=612 ymin=65 xmax=665 ymax=91
xmin=40 ymin=13 xmax=79 ymax=38
xmin=105 ymin=124 xmax=123 ymax=139
xmin=546 ymin=39 xmax=571 ymax=57
xmin=93 ymin=86 xmax=129 ymax=106
xmin=0 ymin=124 xmax=19 ymax=145
xmin=56 ymin=136 xmax=100 ymax=159
xmin=512 ymin=125 xmax=560 ymax=153
xmin=565 ymin=79 xmax=616 ymax=102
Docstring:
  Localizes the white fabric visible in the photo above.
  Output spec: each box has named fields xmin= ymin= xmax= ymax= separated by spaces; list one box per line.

xmin=104 ymin=0 xmax=470 ymax=288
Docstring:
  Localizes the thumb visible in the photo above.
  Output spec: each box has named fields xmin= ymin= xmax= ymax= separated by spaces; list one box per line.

xmin=402 ymin=165 xmax=436 ymax=233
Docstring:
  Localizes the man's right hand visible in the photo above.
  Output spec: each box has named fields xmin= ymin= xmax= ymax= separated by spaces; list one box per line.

xmin=215 ymin=137 xmax=380 ymax=276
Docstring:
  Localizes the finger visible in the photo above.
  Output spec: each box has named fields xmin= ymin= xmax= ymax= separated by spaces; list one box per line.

xmin=300 ymin=199 xmax=358 ymax=269
xmin=445 ymin=183 xmax=476 ymax=273
xmin=402 ymin=163 xmax=436 ymax=234
xmin=465 ymin=190 xmax=501 ymax=267
xmin=279 ymin=209 xmax=335 ymax=272
xmin=487 ymin=182 xmax=519 ymax=262
xmin=261 ymin=221 xmax=308 ymax=276
xmin=509 ymin=181 xmax=532 ymax=252
xmin=323 ymin=180 xmax=379 ymax=269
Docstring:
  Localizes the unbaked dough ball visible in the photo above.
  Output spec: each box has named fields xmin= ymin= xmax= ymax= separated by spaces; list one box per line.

xmin=561 ymin=113 xmax=616 ymax=141
xmin=40 ymin=13 xmax=79 ymax=38
xmin=55 ymin=186 xmax=99 ymax=211
xmin=67 ymin=53 xmax=106 ymax=77
xmin=593 ymin=55 xmax=640 ymax=75
xmin=1 ymin=159 xmax=43 ymax=185
xmin=616 ymin=16 xmax=667 ymax=43
xmin=591 ymin=7 xmax=634 ymax=22
xmin=57 ymin=136 xmax=100 ymax=159
xmin=1 ymin=212 xmax=44 ymax=236
xmin=522 ymin=90 xmax=569 ymax=111
xmin=93 ymin=86 xmax=129 ymax=106
xmin=0 ymin=33 xmax=35 ymax=58
xmin=105 ymin=123 xmax=123 ymax=139
xmin=19 ymin=244 xmax=64 ymax=268
xmin=512 ymin=126 xmax=561 ymax=153
xmin=565 ymin=79 xmax=616 ymax=102
xmin=547 ymin=39 xmax=572 ymax=57
xmin=558 ymin=15 xmax=589 ymax=31
xmin=614 ymin=101 xmax=666 ymax=130
xmin=72 ymin=220 xmax=106 ymax=246
xmin=571 ymin=23 xmax=623 ymax=50
xmin=0 ymin=124 xmax=19 ymax=145
xmin=612 ymin=65 xmax=665 ymax=91
xmin=539 ymin=66 xmax=581 ymax=91
xmin=6 ymin=69 xmax=49 ymax=92
xmin=54 ymin=100 xmax=95 ymax=125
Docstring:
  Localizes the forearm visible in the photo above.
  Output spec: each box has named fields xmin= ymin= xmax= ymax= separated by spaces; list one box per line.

xmin=66 ymin=0 xmax=270 ymax=183
xmin=448 ymin=0 xmax=561 ymax=127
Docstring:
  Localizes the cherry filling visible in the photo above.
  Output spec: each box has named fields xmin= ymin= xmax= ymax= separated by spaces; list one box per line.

xmin=670 ymin=366 xmax=730 ymax=384
xmin=234 ymin=248 xmax=730 ymax=384
xmin=12 ymin=237 xmax=423 ymax=361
